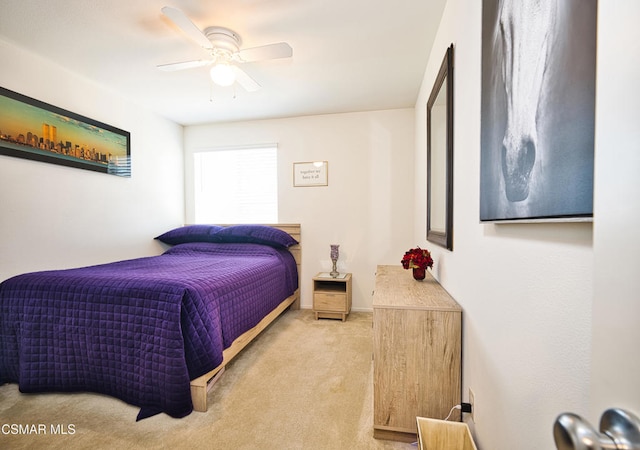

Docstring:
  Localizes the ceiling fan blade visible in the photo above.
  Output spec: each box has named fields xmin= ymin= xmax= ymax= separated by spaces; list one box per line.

xmin=157 ymin=59 xmax=212 ymax=71
xmin=161 ymin=6 xmax=212 ymax=49
xmin=232 ymin=66 xmax=261 ymax=92
xmin=238 ymin=42 xmax=293 ymax=63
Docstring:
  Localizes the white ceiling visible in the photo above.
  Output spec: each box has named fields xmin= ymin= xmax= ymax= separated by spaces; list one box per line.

xmin=0 ymin=0 xmax=445 ymax=126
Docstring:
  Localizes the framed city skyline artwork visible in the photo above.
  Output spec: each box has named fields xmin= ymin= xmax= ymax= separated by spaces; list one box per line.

xmin=0 ymin=86 xmax=131 ymax=177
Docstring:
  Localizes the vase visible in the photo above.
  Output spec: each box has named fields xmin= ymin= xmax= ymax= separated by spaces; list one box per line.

xmin=412 ymin=267 xmax=426 ymax=281
xmin=330 ymin=244 xmax=340 ymax=278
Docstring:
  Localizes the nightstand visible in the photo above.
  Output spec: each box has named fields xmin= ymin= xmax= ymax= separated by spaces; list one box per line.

xmin=312 ymin=272 xmax=352 ymax=321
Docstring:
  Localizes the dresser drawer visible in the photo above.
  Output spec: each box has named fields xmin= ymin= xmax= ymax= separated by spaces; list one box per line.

xmin=314 ymin=292 xmax=347 ymax=312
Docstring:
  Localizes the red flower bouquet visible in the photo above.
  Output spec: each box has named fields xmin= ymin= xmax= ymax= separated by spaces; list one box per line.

xmin=401 ymin=247 xmax=433 ymax=280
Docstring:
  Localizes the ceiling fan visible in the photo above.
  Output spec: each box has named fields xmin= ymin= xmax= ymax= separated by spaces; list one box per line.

xmin=158 ymin=6 xmax=293 ymax=92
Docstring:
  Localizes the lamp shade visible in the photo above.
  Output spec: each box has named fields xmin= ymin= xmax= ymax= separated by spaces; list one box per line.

xmin=210 ymin=63 xmax=236 ymax=87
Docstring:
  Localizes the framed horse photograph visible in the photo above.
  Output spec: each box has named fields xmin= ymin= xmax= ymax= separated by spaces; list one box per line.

xmin=479 ymin=0 xmax=597 ymax=222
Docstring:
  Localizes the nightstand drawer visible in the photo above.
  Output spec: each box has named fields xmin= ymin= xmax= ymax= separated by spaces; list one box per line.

xmin=314 ymin=293 xmax=347 ymax=312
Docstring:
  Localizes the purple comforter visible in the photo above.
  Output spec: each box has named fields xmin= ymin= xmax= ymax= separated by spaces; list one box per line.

xmin=0 ymin=242 xmax=298 ymax=419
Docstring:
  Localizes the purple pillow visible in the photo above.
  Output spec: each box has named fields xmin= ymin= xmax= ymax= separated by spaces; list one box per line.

xmin=213 ymin=225 xmax=298 ymax=248
xmin=155 ymin=225 xmax=224 ymax=245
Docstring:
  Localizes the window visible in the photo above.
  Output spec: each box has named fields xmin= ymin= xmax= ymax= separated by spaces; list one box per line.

xmin=194 ymin=145 xmax=278 ymax=224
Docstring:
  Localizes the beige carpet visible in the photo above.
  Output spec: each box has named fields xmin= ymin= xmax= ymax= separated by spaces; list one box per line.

xmin=0 ymin=310 xmax=414 ymax=449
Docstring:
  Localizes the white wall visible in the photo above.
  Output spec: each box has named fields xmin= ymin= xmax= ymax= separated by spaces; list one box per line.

xmin=0 ymin=39 xmax=185 ymax=281
xmin=415 ymin=1 xmax=640 ymax=449
xmin=184 ymin=109 xmax=415 ymax=310
xmin=590 ymin=0 xmax=640 ymax=423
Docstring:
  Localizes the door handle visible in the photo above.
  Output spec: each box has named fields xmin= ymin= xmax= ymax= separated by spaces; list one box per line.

xmin=553 ymin=408 xmax=640 ymax=450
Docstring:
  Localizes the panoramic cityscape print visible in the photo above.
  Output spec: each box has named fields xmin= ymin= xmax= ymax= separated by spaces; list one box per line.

xmin=0 ymin=88 xmax=130 ymax=176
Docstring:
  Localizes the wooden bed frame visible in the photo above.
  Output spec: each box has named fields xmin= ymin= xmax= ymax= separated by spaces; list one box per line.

xmin=189 ymin=223 xmax=301 ymax=412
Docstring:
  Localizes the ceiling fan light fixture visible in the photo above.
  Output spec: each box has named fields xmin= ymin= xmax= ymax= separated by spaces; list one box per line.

xmin=159 ymin=8 xmax=291 ymax=92
xmin=210 ymin=63 xmax=236 ymax=87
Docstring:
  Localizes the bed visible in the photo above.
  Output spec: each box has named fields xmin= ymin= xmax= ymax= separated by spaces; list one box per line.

xmin=0 ymin=224 xmax=301 ymax=420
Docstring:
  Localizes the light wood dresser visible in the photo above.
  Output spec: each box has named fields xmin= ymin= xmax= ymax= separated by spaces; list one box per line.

xmin=372 ymin=265 xmax=462 ymax=442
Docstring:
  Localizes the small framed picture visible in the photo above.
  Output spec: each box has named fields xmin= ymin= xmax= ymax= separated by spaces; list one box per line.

xmin=293 ymin=161 xmax=328 ymax=187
